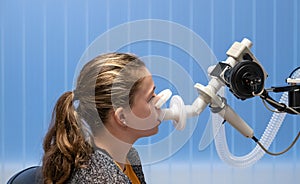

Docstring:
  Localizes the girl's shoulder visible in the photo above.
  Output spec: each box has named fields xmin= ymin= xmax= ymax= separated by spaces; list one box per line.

xmin=67 ymin=149 xmax=130 ymax=184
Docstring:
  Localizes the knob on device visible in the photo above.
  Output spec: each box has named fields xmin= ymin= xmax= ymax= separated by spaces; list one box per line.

xmin=224 ymin=60 xmax=265 ymax=100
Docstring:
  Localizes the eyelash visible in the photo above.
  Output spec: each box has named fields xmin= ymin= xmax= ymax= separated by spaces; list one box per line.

xmin=148 ymin=95 xmax=155 ymax=103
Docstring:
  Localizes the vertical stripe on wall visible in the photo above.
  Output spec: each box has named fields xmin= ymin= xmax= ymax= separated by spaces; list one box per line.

xmin=188 ymin=1 xmax=194 ymax=184
xmin=292 ymin=1 xmax=299 ymax=179
xmin=21 ymin=1 xmax=26 ymax=167
xmin=1 ymin=5 xmax=5 ymax=181
xmin=167 ymin=1 xmax=173 ymax=183
xmin=64 ymin=0 xmax=68 ymax=91
xmin=42 ymin=0 xmax=47 ymax=131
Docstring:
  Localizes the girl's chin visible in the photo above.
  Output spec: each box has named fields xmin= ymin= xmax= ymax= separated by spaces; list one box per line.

xmin=140 ymin=125 xmax=159 ymax=137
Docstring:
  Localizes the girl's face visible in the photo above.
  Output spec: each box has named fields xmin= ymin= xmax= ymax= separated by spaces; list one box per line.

xmin=123 ymin=69 xmax=162 ymax=138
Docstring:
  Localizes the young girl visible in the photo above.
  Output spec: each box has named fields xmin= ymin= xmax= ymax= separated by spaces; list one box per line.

xmin=42 ymin=53 xmax=162 ymax=184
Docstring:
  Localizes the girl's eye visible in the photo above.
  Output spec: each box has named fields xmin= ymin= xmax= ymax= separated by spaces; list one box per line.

xmin=148 ymin=95 xmax=156 ymax=103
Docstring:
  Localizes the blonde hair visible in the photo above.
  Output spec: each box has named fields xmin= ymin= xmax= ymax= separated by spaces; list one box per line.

xmin=42 ymin=53 xmax=146 ymax=184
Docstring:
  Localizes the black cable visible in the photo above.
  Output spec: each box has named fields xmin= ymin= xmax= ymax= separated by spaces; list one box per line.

xmin=289 ymin=66 xmax=300 ymax=78
xmin=260 ymin=89 xmax=298 ymax=114
xmin=252 ymin=131 xmax=300 ymax=156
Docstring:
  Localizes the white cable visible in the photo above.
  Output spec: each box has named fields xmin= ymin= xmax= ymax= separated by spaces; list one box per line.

xmin=214 ymin=69 xmax=300 ymax=168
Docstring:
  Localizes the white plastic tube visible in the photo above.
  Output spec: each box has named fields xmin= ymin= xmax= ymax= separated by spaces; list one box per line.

xmin=214 ymin=69 xmax=300 ymax=168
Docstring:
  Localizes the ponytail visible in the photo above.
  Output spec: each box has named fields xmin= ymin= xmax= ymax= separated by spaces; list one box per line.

xmin=42 ymin=91 xmax=92 ymax=184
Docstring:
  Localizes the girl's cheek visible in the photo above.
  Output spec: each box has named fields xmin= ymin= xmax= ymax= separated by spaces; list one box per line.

xmin=132 ymin=103 xmax=152 ymax=119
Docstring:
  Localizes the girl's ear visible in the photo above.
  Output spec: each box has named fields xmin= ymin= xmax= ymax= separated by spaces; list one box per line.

xmin=114 ymin=107 xmax=127 ymax=127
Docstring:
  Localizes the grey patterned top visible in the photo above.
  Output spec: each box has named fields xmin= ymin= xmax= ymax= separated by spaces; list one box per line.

xmin=66 ymin=147 xmax=146 ymax=184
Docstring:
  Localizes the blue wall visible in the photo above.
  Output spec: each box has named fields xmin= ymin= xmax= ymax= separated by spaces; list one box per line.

xmin=1 ymin=0 xmax=299 ymax=183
